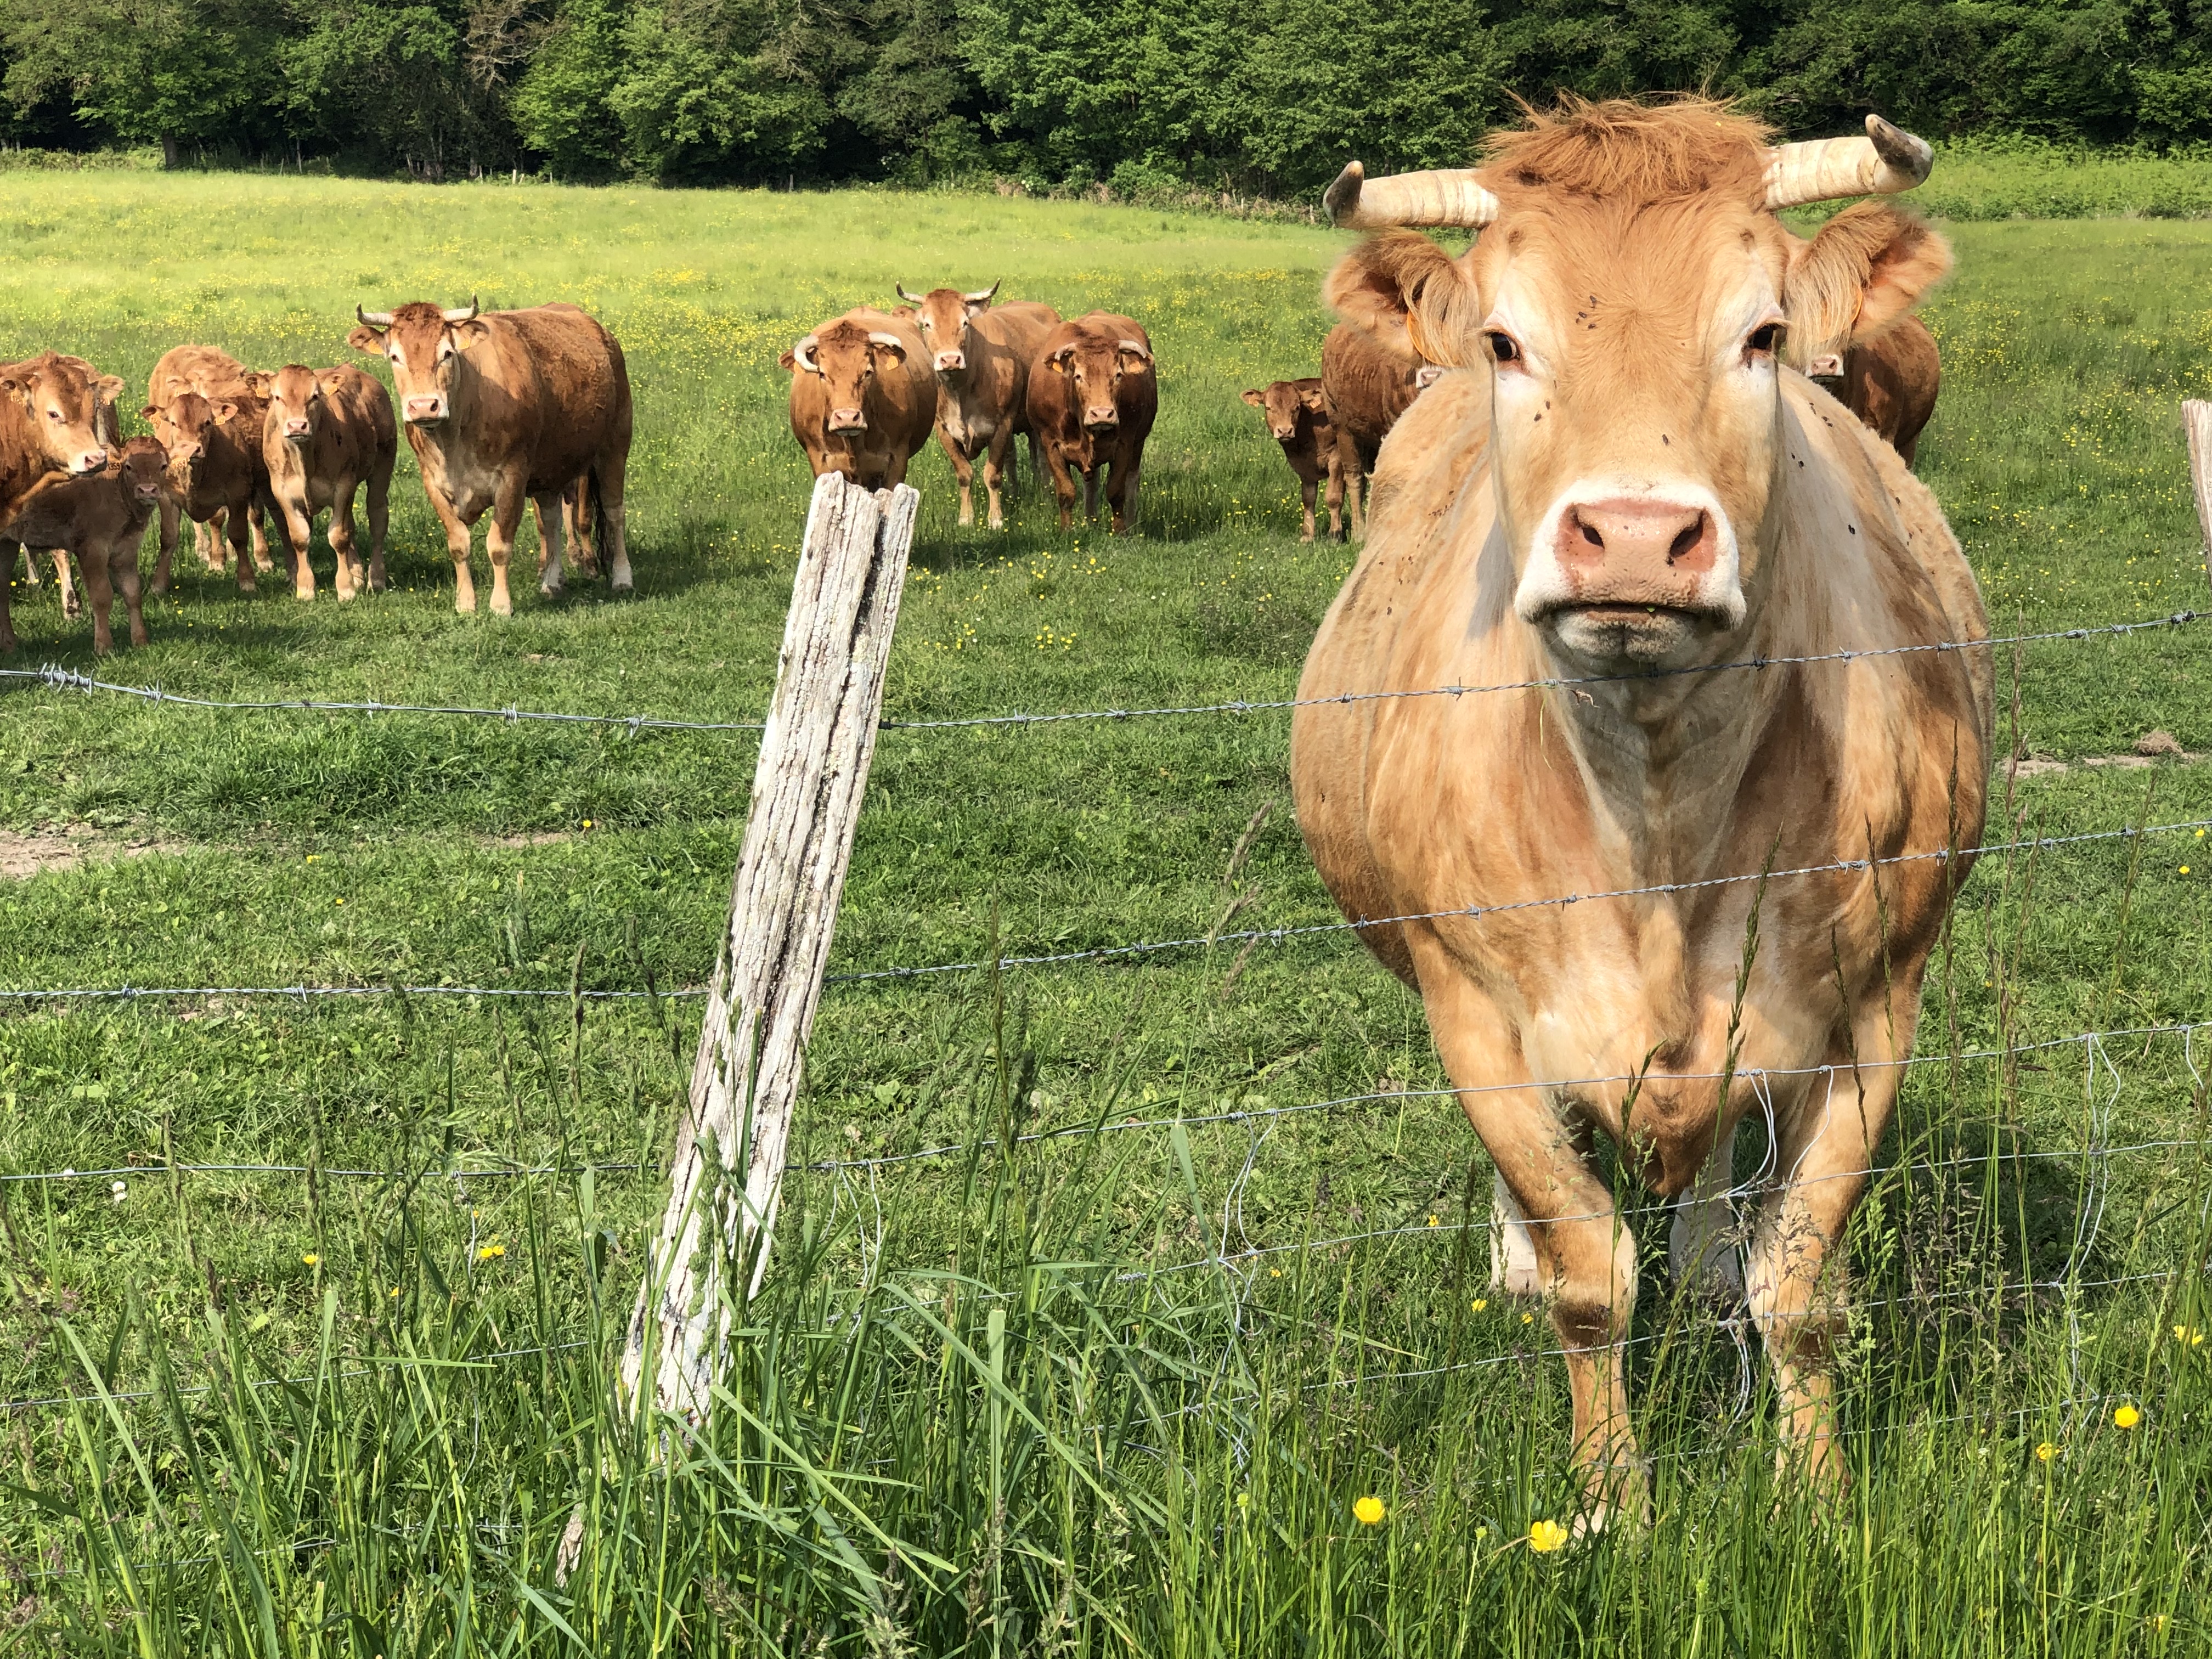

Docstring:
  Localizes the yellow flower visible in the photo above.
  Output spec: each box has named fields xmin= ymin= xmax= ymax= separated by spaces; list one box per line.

xmin=1471 ymin=1299 xmax=1488 ymax=1313
xmin=1528 ymin=1519 xmax=1570 ymax=1554
xmin=335 ymin=898 xmax=345 ymax=906
xmin=2114 ymin=1403 xmax=2142 ymax=1429
xmin=1522 ymin=1312 xmax=1534 ymax=1325
xmin=2182 ymin=866 xmax=2192 ymax=875
xmin=2175 ymin=1325 xmax=2205 ymax=1348
xmin=477 ymin=1243 xmax=506 ymax=1261
xmin=583 ymin=819 xmax=593 ymax=829
xmin=1269 ymin=1268 xmax=1282 ymax=1278
xmin=1427 ymin=1215 xmax=1440 ymax=1227
xmin=388 ymin=1286 xmax=401 ymax=1298
xmin=1353 ymin=1496 xmax=1386 ymax=1526
xmin=301 ymin=1253 xmax=319 ymax=1267
xmin=2034 ymin=1442 xmax=2057 ymax=1463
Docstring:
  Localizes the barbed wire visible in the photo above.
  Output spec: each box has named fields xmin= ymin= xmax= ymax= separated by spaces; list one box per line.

xmin=1 ymin=1159 xmax=648 ymax=1187
xmin=3 ymin=611 xmax=2197 ymax=739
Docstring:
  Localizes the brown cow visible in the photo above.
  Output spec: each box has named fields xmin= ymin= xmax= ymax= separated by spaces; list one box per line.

xmin=895 ymin=283 xmax=1060 ymax=529
xmin=0 ymin=352 xmax=123 ymax=654
xmin=14 ymin=356 xmax=124 ymax=614
xmin=1785 ymin=204 xmax=1950 ymax=467
xmin=1242 ymin=377 xmax=1345 ymax=541
xmin=0 ymin=438 xmax=169 ymax=653
xmin=1319 ymin=320 xmax=1443 ymax=538
xmin=246 ymin=364 xmax=398 ymax=601
xmin=1300 ymin=104 xmax=1987 ymax=1519
xmin=1025 ymin=313 xmax=1157 ymax=534
xmin=143 ymin=389 xmax=274 ymax=594
xmin=349 ymin=298 xmax=633 ymax=616
xmin=782 ymin=309 xmax=935 ymax=493
xmin=1813 ymin=315 xmax=1941 ymax=466
xmin=146 ymin=345 xmax=275 ymax=583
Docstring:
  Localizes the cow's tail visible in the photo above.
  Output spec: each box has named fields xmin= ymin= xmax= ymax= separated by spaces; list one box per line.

xmin=573 ymin=465 xmax=601 ymax=577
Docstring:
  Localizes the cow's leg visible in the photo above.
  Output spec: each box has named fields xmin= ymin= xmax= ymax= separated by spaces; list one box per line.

xmin=1488 ymin=1170 xmax=1542 ymax=1294
xmin=1108 ymin=456 xmax=1142 ymax=535
xmin=328 ymin=485 xmax=366 ymax=601
xmin=428 ymin=492 xmax=477 ymax=613
xmin=1668 ymin=1133 xmax=1745 ymax=1302
xmin=1324 ymin=449 xmax=1346 ymax=541
xmin=111 ymin=541 xmax=148 ymax=648
xmin=53 ymin=552 xmax=79 ymax=618
xmin=364 ymin=463 xmax=391 ymax=592
xmin=226 ymin=504 xmax=257 ymax=593
xmin=246 ymin=500 xmax=275 ymax=574
xmin=195 ymin=511 xmax=223 ymax=572
xmin=283 ymin=496 xmax=321 ymax=601
xmin=1081 ymin=462 xmax=1100 ymax=524
xmin=1299 ymin=473 xmax=1318 ymax=543
xmin=154 ymin=499 xmax=181 ymax=595
xmin=594 ymin=452 xmax=632 ymax=594
xmin=16 ymin=542 xmax=36 ymax=589
xmin=981 ymin=425 xmax=1017 ymax=531
xmin=533 ymin=493 xmax=567 ymax=598
xmin=938 ymin=425 xmax=976 ymax=528
xmin=1336 ymin=430 xmax=1367 ymax=540
xmin=1414 ymin=941 xmax=1645 ymax=1524
xmin=485 ymin=481 xmax=528 ymax=617
xmin=79 ymin=549 xmax=116 ymax=656
xmin=1043 ymin=443 xmax=1077 ymax=532
xmin=561 ymin=480 xmax=599 ymax=582
xmin=0 ymin=538 xmax=18 ymax=653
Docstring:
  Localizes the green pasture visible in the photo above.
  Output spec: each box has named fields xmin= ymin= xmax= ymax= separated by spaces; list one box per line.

xmin=3 ymin=173 xmax=2212 ymax=1654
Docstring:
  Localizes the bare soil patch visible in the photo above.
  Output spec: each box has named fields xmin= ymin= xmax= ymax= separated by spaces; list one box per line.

xmin=0 ymin=826 xmax=185 ymax=879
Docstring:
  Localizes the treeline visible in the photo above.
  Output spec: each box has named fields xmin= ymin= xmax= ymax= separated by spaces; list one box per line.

xmin=1 ymin=0 xmax=2207 ymax=192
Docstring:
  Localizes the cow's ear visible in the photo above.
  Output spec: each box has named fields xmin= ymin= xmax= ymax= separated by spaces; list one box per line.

xmin=1323 ymin=230 xmax=1477 ymax=367
xmin=347 ymin=325 xmax=384 ymax=353
xmin=452 ymin=320 xmax=491 ymax=351
xmin=242 ymin=372 xmax=269 ymax=398
xmin=214 ymin=399 xmax=239 ymax=422
xmin=778 ymin=349 xmax=797 ymax=371
xmin=1300 ymin=386 xmax=1328 ymax=412
xmin=1241 ymin=388 xmax=1265 ymax=407
xmin=139 ymin=403 xmax=160 ymax=420
xmin=1785 ymin=202 xmax=1951 ymax=352
xmin=97 ymin=374 xmax=124 ymax=402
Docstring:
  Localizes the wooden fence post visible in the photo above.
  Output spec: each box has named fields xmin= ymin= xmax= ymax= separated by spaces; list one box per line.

xmin=621 ymin=470 xmax=918 ymax=1425
xmin=2186 ymin=401 xmax=2212 ymax=595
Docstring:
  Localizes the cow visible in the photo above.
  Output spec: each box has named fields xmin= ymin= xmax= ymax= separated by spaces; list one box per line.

xmin=1024 ymin=313 xmax=1156 ymax=534
xmin=781 ymin=309 xmax=935 ymax=493
xmin=895 ymin=283 xmax=1061 ymax=530
xmin=0 ymin=438 xmax=169 ymax=653
xmin=13 ymin=354 xmax=123 ymax=614
xmin=246 ymin=364 xmax=398 ymax=601
xmin=142 ymin=388 xmax=274 ymax=594
xmin=1784 ymin=206 xmax=1950 ymax=466
xmin=1320 ymin=320 xmax=1443 ymax=538
xmin=0 ymin=351 xmax=122 ymax=654
xmin=1295 ymin=102 xmax=1989 ymax=1521
xmin=1242 ymin=377 xmax=1345 ymax=541
xmin=146 ymin=345 xmax=276 ymax=583
xmin=349 ymin=298 xmax=633 ymax=617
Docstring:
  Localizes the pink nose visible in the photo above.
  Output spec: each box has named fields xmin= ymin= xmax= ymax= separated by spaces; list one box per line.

xmin=934 ymin=351 xmax=965 ymax=372
xmin=828 ymin=408 xmax=866 ymax=431
xmin=1083 ymin=406 xmax=1119 ymax=432
xmin=1807 ymin=353 xmax=1845 ymax=381
xmin=74 ymin=448 xmax=106 ymax=473
xmin=404 ymin=396 xmax=445 ymax=422
xmin=284 ymin=418 xmax=311 ymax=437
xmin=1559 ymin=499 xmax=1718 ymax=588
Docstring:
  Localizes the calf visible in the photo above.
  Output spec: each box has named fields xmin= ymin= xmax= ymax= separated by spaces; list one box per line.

xmin=1025 ymin=313 xmax=1156 ymax=534
xmin=1242 ymin=377 xmax=1344 ymax=541
xmin=0 ymin=351 xmax=120 ymax=654
xmin=143 ymin=389 xmax=275 ymax=593
xmin=782 ymin=309 xmax=935 ymax=492
xmin=147 ymin=345 xmax=275 ymax=581
xmin=1785 ymin=203 xmax=1950 ymax=468
xmin=895 ymin=282 xmax=1060 ymax=528
xmin=1318 ymin=320 xmax=1442 ymax=539
xmin=1810 ymin=315 xmax=1940 ymax=467
xmin=0 ymin=438 xmax=168 ymax=653
xmin=247 ymin=364 xmax=398 ymax=601
xmin=350 ymin=299 xmax=633 ymax=616
xmin=14 ymin=356 xmax=123 ymax=612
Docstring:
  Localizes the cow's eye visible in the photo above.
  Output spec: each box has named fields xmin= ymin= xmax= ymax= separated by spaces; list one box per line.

xmin=1485 ymin=331 xmax=1520 ymax=365
xmin=1747 ymin=322 xmax=1784 ymax=356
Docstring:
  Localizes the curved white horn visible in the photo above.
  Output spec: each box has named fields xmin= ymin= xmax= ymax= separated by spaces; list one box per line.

xmin=1324 ymin=161 xmax=1499 ymax=229
xmin=896 ymin=284 xmax=927 ymax=304
xmin=961 ymin=280 xmax=1001 ymax=304
xmin=356 ymin=305 xmax=394 ymax=327
xmin=1763 ymin=115 xmax=1933 ymax=210
xmin=1116 ymin=338 xmax=1152 ymax=362
xmin=792 ymin=335 xmax=821 ymax=374
xmin=441 ymin=296 xmax=481 ymax=323
xmin=866 ymin=331 xmax=905 ymax=350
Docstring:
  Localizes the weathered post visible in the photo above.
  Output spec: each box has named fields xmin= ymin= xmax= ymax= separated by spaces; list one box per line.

xmin=2186 ymin=401 xmax=2212 ymax=594
xmin=622 ymin=471 xmax=917 ymax=1424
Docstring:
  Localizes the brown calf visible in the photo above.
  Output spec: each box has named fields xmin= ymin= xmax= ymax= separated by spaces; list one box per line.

xmin=1814 ymin=315 xmax=1940 ymax=467
xmin=1025 ymin=313 xmax=1157 ymax=534
xmin=782 ymin=309 xmax=936 ymax=492
xmin=143 ymin=389 xmax=275 ymax=593
xmin=147 ymin=345 xmax=275 ymax=582
xmin=896 ymin=283 xmax=1061 ymax=528
xmin=0 ymin=351 xmax=122 ymax=654
xmin=1318 ymin=320 xmax=1442 ymax=538
xmin=247 ymin=364 xmax=399 ymax=601
xmin=350 ymin=299 xmax=633 ymax=616
xmin=0 ymin=438 xmax=168 ymax=653
xmin=1242 ymin=378 xmax=1344 ymax=541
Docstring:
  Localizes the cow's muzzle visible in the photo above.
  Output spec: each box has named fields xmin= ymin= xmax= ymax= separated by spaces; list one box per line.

xmin=1518 ymin=488 xmax=1745 ymax=668
xmin=72 ymin=449 xmax=107 ymax=475
xmin=828 ymin=408 xmax=867 ymax=433
xmin=283 ymin=419 xmax=312 ymax=441
xmin=934 ymin=351 xmax=966 ymax=373
xmin=1082 ymin=407 xmax=1119 ymax=433
xmin=403 ymin=396 xmax=447 ymax=425
xmin=1807 ymin=352 xmax=1846 ymax=383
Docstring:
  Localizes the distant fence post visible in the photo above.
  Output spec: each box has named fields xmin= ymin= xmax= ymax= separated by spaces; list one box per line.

xmin=2186 ymin=401 xmax=2212 ymax=596
xmin=621 ymin=470 xmax=917 ymax=1425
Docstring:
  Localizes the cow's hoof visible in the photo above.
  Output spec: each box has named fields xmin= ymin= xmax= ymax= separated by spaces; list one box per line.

xmin=490 ymin=597 xmax=514 ymax=618
xmin=539 ymin=581 xmax=564 ymax=599
xmin=454 ymin=599 xmax=476 ymax=616
xmin=612 ymin=578 xmax=634 ymax=595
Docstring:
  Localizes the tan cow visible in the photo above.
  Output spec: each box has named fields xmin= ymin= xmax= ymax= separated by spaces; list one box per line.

xmin=14 ymin=354 xmax=125 ymax=614
xmin=0 ymin=352 xmax=123 ymax=653
xmin=1024 ymin=313 xmax=1156 ymax=534
xmin=1242 ymin=377 xmax=1345 ymax=541
xmin=0 ymin=437 xmax=169 ymax=653
xmin=146 ymin=345 xmax=275 ymax=583
xmin=349 ymin=299 xmax=633 ymax=616
xmin=1296 ymin=101 xmax=1989 ymax=1519
xmin=1320 ymin=320 xmax=1443 ymax=538
xmin=895 ymin=283 xmax=1061 ymax=528
xmin=246 ymin=364 xmax=398 ymax=601
xmin=142 ymin=389 xmax=274 ymax=594
xmin=781 ymin=309 xmax=936 ymax=492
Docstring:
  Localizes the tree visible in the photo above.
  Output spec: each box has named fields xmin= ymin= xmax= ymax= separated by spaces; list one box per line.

xmin=511 ymin=0 xmax=631 ymax=179
xmin=1 ymin=0 xmax=273 ymax=165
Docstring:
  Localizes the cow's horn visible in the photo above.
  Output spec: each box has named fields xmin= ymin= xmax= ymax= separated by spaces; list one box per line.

xmin=866 ymin=331 xmax=906 ymax=350
xmin=896 ymin=284 xmax=926 ymax=304
xmin=961 ymin=280 xmax=1001 ymax=304
xmin=1325 ymin=161 xmax=1500 ymax=229
xmin=356 ymin=306 xmax=394 ymax=327
xmin=1116 ymin=338 xmax=1152 ymax=361
xmin=1763 ymin=115 xmax=1933 ymax=210
xmin=442 ymin=296 xmax=481 ymax=323
xmin=792 ymin=335 xmax=820 ymax=373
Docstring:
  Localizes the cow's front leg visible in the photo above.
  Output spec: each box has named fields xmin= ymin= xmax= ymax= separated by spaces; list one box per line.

xmin=110 ymin=542 xmax=148 ymax=647
xmin=78 ymin=549 xmax=116 ymax=655
xmin=1081 ymin=462 xmax=1100 ymax=523
xmin=246 ymin=501 xmax=274 ymax=574
xmin=1298 ymin=472 xmax=1318 ymax=543
xmin=1336 ymin=430 xmax=1367 ymax=540
xmin=194 ymin=511 xmax=223 ymax=573
xmin=938 ymin=425 xmax=976 ymax=527
xmin=328 ymin=484 xmax=365 ymax=601
xmin=1415 ymin=946 xmax=1646 ymax=1526
xmin=52 ymin=552 xmax=79 ymax=618
xmin=1043 ymin=442 xmax=1078 ymax=532
xmin=1107 ymin=455 xmax=1142 ymax=535
xmin=983 ymin=425 xmax=1015 ymax=531
xmin=1323 ymin=449 xmax=1347 ymax=541
xmin=153 ymin=500 xmax=182 ymax=594
xmin=532 ymin=492 xmax=567 ymax=597
xmin=225 ymin=503 xmax=257 ymax=593
xmin=486 ymin=481 xmax=528 ymax=616
xmin=283 ymin=498 xmax=321 ymax=601
xmin=429 ymin=491 xmax=477 ymax=614
xmin=1669 ymin=1131 xmax=1746 ymax=1303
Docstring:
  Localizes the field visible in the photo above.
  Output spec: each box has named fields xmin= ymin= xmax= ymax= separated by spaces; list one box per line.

xmin=3 ymin=173 xmax=2212 ymax=1653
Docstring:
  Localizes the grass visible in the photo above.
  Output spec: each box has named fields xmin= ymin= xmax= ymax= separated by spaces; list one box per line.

xmin=1 ymin=173 xmax=2211 ymax=1651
